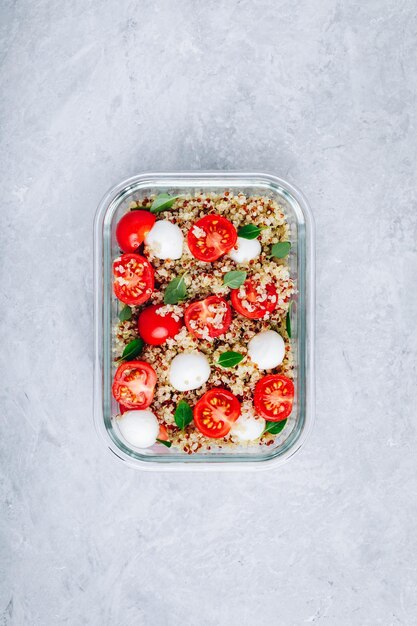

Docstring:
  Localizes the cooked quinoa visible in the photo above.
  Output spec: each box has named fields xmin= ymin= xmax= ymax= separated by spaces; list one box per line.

xmin=112 ymin=191 xmax=295 ymax=453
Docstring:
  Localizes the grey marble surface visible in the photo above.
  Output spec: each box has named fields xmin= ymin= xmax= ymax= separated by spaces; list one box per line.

xmin=1 ymin=1 xmax=417 ymax=624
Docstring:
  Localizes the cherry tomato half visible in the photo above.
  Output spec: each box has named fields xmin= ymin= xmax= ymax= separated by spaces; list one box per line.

xmin=231 ymin=278 xmax=278 ymax=320
xmin=113 ymin=253 xmax=154 ymax=306
xmin=138 ymin=304 xmax=182 ymax=345
xmin=194 ymin=388 xmax=241 ymax=438
xmin=116 ymin=210 xmax=156 ymax=253
xmin=254 ymin=374 xmax=294 ymax=421
xmin=157 ymin=424 xmax=169 ymax=441
xmin=184 ymin=296 xmax=232 ymax=339
xmin=187 ymin=215 xmax=237 ymax=262
xmin=112 ymin=360 xmax=157 ymax=410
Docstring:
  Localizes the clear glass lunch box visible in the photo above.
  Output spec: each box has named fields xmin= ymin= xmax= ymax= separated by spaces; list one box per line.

xmin=94 ymin=172 xmax=315 ymax=470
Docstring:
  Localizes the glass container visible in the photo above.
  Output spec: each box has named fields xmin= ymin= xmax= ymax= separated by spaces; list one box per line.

xmin=94 ymin=172 xmax=315 ymax=470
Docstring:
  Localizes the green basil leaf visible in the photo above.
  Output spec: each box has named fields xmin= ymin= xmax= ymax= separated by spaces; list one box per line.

xmin=118 ymin=305 xmax=132 ymax=322
xmin=164 ymin=274 xmax=187 ymax=304
xmin=223 ymin=270 xmax=247 ymax=289
xmin=150 ymin=193 xmax=180 ymax=214
xmin=237 ymin=224 xmax=265 ymax=240
xmin=174 ymin=400 xmax=193 ymax=429
xmin=286 ymin=301 xmax=293 ymax=338
xmin=156 ymin=438 xmax=172 ymax=448
xmin=271 ymin=241 xmax=291 ymax=259
xmin=217 ymin=351 xmax=244 ymax=368
xmin=264 ymin=419 xmax=288 ymax=435
xmin=118 ymin=338 xmax=144 ymax=362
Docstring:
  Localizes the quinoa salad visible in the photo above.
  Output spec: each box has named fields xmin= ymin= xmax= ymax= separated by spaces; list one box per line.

xmin=111 ymin=191 xmax=296 ymax=454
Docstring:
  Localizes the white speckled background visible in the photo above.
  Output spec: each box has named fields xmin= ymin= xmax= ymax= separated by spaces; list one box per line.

xmin=1 ymin=1 xmax=417 ymax=624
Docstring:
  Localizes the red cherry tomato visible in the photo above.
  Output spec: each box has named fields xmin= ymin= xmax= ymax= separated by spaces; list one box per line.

xmin=194 ymin=388 xmax=241 ymax=438
xmin=112 ymin=360 xmax=157 ymax=410
xmin=187 ymin=215 xmax=237 ymax=262
xmin=231 ymin=278 xmax=278 ymax=319
xmin=113 ymin=253 xmax=154 ymax=306
xmin=157 ymin=424 xmax=169 ymax=441
xmin=254 ymin=374 xmax=294 ymax=421
xmin=184 ymin=296 xmax=232 ymax=339
xmin=116 ymin=211 xmax=156 ymax=253
xmin=138 ymin=304 xmax=182 ymax=345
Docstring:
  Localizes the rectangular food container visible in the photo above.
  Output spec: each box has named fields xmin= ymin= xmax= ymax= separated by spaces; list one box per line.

xmin=94 ymin=172 xmax=315 ymax=471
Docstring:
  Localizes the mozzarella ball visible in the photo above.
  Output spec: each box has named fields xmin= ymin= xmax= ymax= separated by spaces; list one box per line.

xmin=248 ymin=330 xmax=285 ymax=370
xmin=229 ymin=237 xmax=261 ymax=264
xmin=116 ymin=410 xmax=159 ymax=448
xmin=231 ymin=414 xmax=265 ymax=441
xmin=145 ymin=220 xmax=184 ymax=259
xmin=169 ymin=352 xmax=211 ymax=391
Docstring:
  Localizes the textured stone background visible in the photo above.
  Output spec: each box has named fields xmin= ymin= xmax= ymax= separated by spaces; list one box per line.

xmin=1 ymin=1 xmax=417 ymax=624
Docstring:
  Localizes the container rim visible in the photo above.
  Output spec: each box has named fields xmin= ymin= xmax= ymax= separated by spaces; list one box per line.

xmin=93 ymin=171 xmax=315 ymax=471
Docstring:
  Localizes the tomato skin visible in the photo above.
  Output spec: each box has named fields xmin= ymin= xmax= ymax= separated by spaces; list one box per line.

xmin=187 ymin=215 xmax=237 ymax=262
xmin=231 ymin=278 xmax=278 ymax=320
xmin=184 ymin=296 xmax=232 ymax=339
xmin=254 ymin=374 xmax=294 ymax=421
xmin=138 ymin=305 xmax=182 ymax=345
xmin=112 ymin=360 xmax=157 ymax=409
xmin=194 ymin=388 xmax=241 ymax=438
xmin=113 ymin=253 xmax=154 ymax=306
xmin=116 ymin=211 xmax=156 ymax=253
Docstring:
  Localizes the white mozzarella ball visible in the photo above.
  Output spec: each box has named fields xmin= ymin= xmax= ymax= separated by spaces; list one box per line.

xmin=169 ymin=352 xmax=211 ymax=391
xmin=248 ymin=330 xmax=285 ymax=370
xmin=229 ymin=237 xmax=261 ymax=264
xmin=145 ymin=220 xmax=184 ymax=260
xmin=231 ymin=414 xmax=266 ymax=441
xmin=116 ymin=410 xmax=159 ymax=448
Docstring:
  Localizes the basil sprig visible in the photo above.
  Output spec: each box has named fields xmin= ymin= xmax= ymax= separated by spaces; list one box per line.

xmin=223 ymin=270 xmax=247 ymax=289
xmin=217 ymin=351 xmax=244 ymax=368
xmin=174 ymin=400 xmax=193 ymax=429
xmin=150 ymin=193 xmax=180 ymax=214
xmin=164 ymin=273 xmax=188 ymax=304
xmin=286 ymin=301 xmax=293 ymax=338
xmin=238 ymin=224 xmax=265 ymax=240
xmin=117 ymin=338 xmax=144 ymax=362
xmin=264 ymin=419 xmax=287 ymax=435
xmin=118 ymin=305 xmax=132 ymax=322
xmin=156 ymin=438 xmax=172 ymax=448
xmin=271 ymin=241 xmax=291 ymax=259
